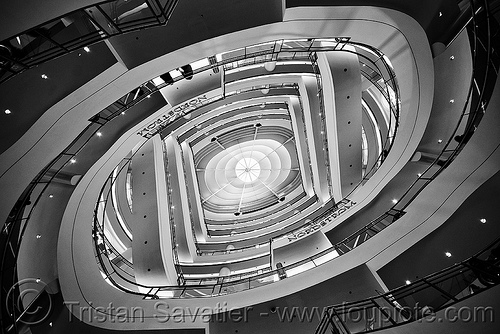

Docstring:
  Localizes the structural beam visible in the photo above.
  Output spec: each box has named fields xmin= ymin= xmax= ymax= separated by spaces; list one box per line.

xmin=130 ymin=134 xmax=177 ymax=286
xmin=298 ymin=75 xmax=331 ymax=202
xmin=318 ymin=48 xmax=362 ymax=198
xmin=164 ymin=135 xmax=198 ymax=263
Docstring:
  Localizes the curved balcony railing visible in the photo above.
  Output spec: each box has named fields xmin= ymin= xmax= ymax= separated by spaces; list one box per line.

xmin=92 ymin=36 xmax=400 ymax=260
xmin=90 ymin=36 xmax=400 ymax=292
xmin=90 ymin=47 xmax=398 ymax=292
xmin=0 ymin=0 xmax=179 ymax=83
xmin=91 ymin=0 xmax=496 ymax=296
xmin=1 ymin=9 xmax=495 ymax=334
xmin=315 ymin=235 xmax=500 ymax=334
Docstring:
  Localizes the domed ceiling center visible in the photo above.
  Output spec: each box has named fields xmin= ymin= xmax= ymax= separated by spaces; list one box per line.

xmin=235 ymin=157 xmax=261 ymax=183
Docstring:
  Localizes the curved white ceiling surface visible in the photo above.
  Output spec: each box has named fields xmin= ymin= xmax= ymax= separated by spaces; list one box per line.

xmin=198 ymin=135 xmax=299 ymax=215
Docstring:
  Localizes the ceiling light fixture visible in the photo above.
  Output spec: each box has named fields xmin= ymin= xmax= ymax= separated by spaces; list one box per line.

xmin=70 ymin=158 xmax=77 ymax=164
xmin=84 ymin=46 xmax=90 ymax=53
xmin=179 ymin=64 xmax=194 ymax=80
xmin=49 ymin=194 xmax=54 ymax=198
xmin=445 ymin=251 xmax=452 ymax=257
xmin=480 ymin=218 xmax=487 ymax=223
xmin=4 ymin=109 xmax=11 ymax=114
xmin=41 ymin=74 xmax=48 ymax=79
xmin=438 ymin=139 xmax=443 ymax=143
xmin=96 ymin=131 xmax=102 ymax=137
xmin=392 ymin=199 xmax=398 ymax=204
xmin=264 ymin=61 xmax=277 ymax=72
xmin=405 ymin=280 xmax=411 ymax=285
xmin=160 ymin=72 xmax=174 ymax=85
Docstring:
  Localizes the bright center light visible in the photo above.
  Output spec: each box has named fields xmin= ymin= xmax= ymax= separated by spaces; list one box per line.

xmin=235 ymin=158 xmax=260 ymax=183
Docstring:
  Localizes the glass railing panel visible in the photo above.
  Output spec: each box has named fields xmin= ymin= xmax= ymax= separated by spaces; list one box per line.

xmin=84 ymin=6 xmax=121 ymax=35
xmin=99 ymin=0 xmax=158 ymax=28
xmin=0 ymin=1 xmax=179 ymax=83
xmin=48 ymin=12 xmax=100 ymax=46
xmin=316 ymin=236 xmax=500 ymax=334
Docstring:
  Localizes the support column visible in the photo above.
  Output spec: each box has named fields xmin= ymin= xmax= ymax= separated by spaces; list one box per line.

xmin=318 ymin=48 xmax=363 ymax=198
xmin=130 ymin=134 xmax=177 ymax=286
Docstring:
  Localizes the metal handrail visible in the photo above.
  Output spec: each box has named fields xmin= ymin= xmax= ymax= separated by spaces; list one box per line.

xmin=315 ymin=235 xmax=500 ymax=334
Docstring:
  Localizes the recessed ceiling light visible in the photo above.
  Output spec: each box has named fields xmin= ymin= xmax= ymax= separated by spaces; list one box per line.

xmin=36 ymin=278 xmax=41 ymax=283
xmin=49 ymin=194 xmax=54 ymax=198
xmin=450 ymin=55 xmax=455 ymax=60
xmin=392 ymin=199 xmax=398 ymax=204
xmin=41 ymin=74 xmax=48 ymax=79
xmin=417 ymin=173 xmax=422 ymax=177
xmin=96 ymin=131 xmax=102 ymax=137
xmin=438 ymin=139 xmax=443 ymax=143
xmin=36 ymin=234 xmax=41 ymax=239
xmin=480 ymin=218 xmax=487 ymax=223
xmin=445 ymin=251 xmax=452 ymax=257
xmin=405 ymin=280 xmax=411 ymax=285
xmin=449 ymin=99 xmax=454 ymax=103
xmin=4 ymin=109 xmax=11 ymax=114
xmin=83 ymin=46 xmax=90 ymax=53
xmin=70 ymin=158 xmax=77 ymax=164
xmin=439 ymin=12 xmax=443 ymax=17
